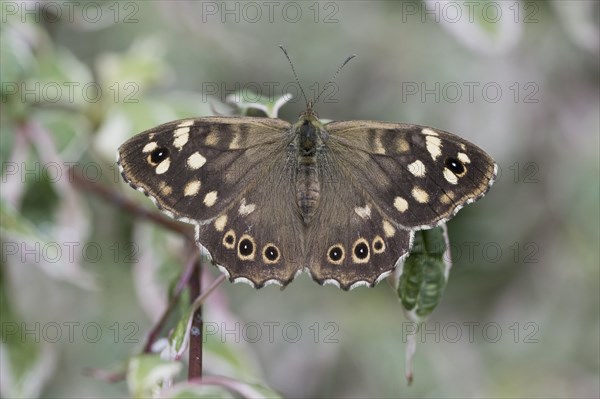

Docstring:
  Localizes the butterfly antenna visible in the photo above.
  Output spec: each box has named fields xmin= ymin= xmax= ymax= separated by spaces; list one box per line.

xmin=278 ymin=45 xmax=309 ymax=108
xmin=314 ymin=54 xmax=356 ymax=105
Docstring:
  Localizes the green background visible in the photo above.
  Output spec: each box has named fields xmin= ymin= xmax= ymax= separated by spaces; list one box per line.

xmin=1 ymin=1 xmax=598 ymax=397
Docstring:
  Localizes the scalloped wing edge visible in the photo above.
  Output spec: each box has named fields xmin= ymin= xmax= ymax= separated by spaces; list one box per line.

xmin=117 ymin=152 xmax=497 ymax=291
xmin=402 ymin=162 xmax=498 ymax=231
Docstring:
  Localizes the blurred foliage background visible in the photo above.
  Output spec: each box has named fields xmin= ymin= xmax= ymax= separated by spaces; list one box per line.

xmin=1 ymin=0 xmax=599 ymax=398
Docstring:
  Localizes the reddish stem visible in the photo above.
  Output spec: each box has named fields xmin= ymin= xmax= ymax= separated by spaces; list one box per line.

xmin=188 ymin=252 xmax=203 ymax=379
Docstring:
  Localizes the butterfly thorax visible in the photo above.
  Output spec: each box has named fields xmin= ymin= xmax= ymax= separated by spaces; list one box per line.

xmin=294 ymin=112 xmax=326 ymax=224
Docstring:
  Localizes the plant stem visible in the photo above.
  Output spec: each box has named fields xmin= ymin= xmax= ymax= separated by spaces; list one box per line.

xmin=188 ymin=271 xmax=227 ymax=379
xmin=69 ymin=167 xmax=194 ymax=241
xmin=190 ymin=273 xmax=227 ymax=314
xmin=188 ymin=247 xmax=203 ymax=379
xmin=182 ymin=253 xmax=227 ymax=379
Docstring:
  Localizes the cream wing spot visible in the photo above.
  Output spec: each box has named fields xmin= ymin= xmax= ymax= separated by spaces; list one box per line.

xmin=173 ymin=127 xmax=190 ymax=149
xmin=373 ymin=134 xmax=386 ymax=154
xmin=411 ymin=187 xmax=429 ymax=203
xmin=187 ymin=152 xmax=207 ymax=170
xmin=422 ymin=128 xmax=439 ymax=136
xmin=394 ymin=196 xmax=409 ymax=213
xmin=397 ymin=138 xmax=410 ymax=152
xmin=408 ymin=160 xmax=426 ymax=177
xmin=238 ymin=198 xmax=256 ymax=216
xmin=426 ymin=136 xmax=442 ymax=160
xmin=158 ymin=181 xmax=172 ymax=195
xmin=443 ymin=168 xmax=459 ymax=185
xmin=142 ymin=142 xmax=158 ymax=153
xmin=177 ymin=120 xmax=194 ymax=128
xmin=184 ymin=180 xmax=201 ymax=196
xmin=205 ymin=132 xmax=219 ymax=146
xmin=440 ymin=191 xmax=455 ymax=205
xmin=203 ymin=191 xmax=218 ymax=207
xmin=354 ymin=205 xmax=372 ymax=219
xmin=383 ymin=220 xmax=396 ymax=237
xmin=214 ymin=215 xmax=227 ymax=232
xmin=155 ymin=158 xmax=170 ymax=175
xmin=457 ymin=152 xmax=471 ymax=164
xmin=229 ymin=132 xmax=240 ymax=149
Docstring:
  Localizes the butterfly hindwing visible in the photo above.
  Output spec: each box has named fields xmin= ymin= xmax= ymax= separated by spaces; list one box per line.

xmin=197 ymin=156 xmax=305 ymax=288
xmin=305 ymin=170 xmax=413 ymax=289
xmin=325 ymin=121 xmax=497 ymax=230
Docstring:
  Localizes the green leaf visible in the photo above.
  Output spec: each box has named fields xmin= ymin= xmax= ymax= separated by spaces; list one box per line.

xmin=202 ymin=335 xmax=261 ymax=382
xmin=396 ymin=226 xmax=450 ymax=322
xmin=127 ymin=354 xmax=183 ymax=398
xmin=162 ymin=378 xmax=283 ymax=399
xmin=0 ymin=341 xmax=56 ymax=398
xmin=1 ymin=198 xmax=97 ymax=290
xmin=95 ymin=37 xmax=171 ymax=96
xmin=0 ymin=198 xmax=52 ymax=244
xmin=394 ymin=226 xmax=452 ymax=383
xmin=161 ymin=384 xmax=233 ymax=399
xmin=0 ymin=266 xmax=56 ymax=398
xmin=0 ymin=19 xmax=39 ymax=84
xmin=163 ymin=307 xmax=192 ymax=360
xmin=226 ymin=91 xmax=292 ymax=118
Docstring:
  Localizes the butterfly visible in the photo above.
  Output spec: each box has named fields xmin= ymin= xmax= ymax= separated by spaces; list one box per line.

xmin=118 ymin=51 xmax=496 ymax=291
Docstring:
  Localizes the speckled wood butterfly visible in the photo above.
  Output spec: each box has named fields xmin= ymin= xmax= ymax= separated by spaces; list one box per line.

xmin=118 ymin=51 xmax=496 ymax=290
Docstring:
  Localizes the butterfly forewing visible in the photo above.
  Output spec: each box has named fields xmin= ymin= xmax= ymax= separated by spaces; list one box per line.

xmin=325 ymin=121 xmax=497 ymax=230
xmin=118 ymin=117 xmax=291 ymax=223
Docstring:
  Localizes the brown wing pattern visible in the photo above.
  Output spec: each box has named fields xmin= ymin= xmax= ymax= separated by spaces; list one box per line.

xmin=118 ymin=117 xmax=292 ymax=223
xmin=325 ymin=120 xmax=497 ymax=230
xmin=119 ymin=116 xmax=305 ymax=287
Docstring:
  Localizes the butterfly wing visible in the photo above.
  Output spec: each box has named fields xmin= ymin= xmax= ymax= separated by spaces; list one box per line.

xmin=305 ymin=120 xmax=496 ymax=290
xmin=196 ymin=155 xmax=306 ymax=288
xmin=118 ymin=116 xmax=291 ymax=222
xmin=324 ymin=120 xmax=497 ymax=230
xmin=304 ymin=167 xmax=413 ymax=289
xmin=118 ymin=116 xmax=304 ymax=287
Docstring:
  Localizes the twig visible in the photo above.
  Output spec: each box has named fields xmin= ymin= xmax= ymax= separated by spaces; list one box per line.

xmin=69 ymin=167 xmax=194 ymax=241
xmin=188 ymin=256 xmax=227 ymax=379
xmin=188 ymin=246 xmax=203 ymax=379
xmin=191 ymin=273 xmax=227 ymax=314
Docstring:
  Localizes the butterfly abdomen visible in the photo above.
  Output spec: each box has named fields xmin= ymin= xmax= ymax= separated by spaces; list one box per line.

xmin=292 ymin=114 xmax=328 ymax=224
xmin=296 ymin=156 xmax=320 ymax=224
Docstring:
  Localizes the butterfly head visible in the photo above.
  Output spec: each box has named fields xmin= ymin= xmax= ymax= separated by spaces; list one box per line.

xmin=300 ymin=100 xmax=318 ymax=118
